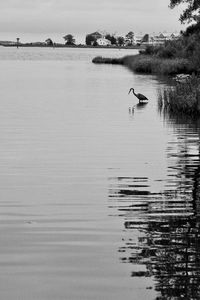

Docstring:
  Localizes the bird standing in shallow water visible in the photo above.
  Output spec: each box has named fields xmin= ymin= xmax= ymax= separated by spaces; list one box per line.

xmin=128 ymin=88 xmax=148 ymax=103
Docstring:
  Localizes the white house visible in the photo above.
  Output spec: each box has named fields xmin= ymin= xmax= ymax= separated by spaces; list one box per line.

xmin=169 ymin=33 xmax=180 ymax=40
xmin=134 ymin=35 xmax=144 ymax=45
xmin=96 ymin=38 xmax=111 ymax=46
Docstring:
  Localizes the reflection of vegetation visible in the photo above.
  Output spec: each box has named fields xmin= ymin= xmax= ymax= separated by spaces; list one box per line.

xmin=109 ymin=115 xmax=200 ymax=299
xmin=124 ymin=216 xmax=200 ymax=299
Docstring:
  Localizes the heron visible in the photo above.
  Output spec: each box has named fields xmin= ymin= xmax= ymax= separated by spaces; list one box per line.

xmin=128 ymin=88 xmax=148 ymax=103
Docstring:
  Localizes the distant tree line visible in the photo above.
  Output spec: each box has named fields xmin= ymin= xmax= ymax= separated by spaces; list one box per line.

xmin=85 ymin=31 xmax=137 ymax=46
xmin=42 ymin=31 xmax=154 ymax=47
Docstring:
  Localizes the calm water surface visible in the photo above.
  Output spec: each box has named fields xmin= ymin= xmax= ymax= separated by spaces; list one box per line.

xmin=0 ymin=46 xmax=200 ymax=300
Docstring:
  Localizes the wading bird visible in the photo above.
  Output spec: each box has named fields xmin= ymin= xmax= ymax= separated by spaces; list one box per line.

xmin=128 ymin=88 xmax=148 ymax=103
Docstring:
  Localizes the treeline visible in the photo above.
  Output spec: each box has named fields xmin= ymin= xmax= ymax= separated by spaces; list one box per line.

xmin=85 ymin=31 xmax=135 ymax=46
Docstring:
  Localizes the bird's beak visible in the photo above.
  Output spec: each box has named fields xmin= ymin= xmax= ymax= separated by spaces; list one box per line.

xmin=128 ymin=89 xmax=131 ymax=94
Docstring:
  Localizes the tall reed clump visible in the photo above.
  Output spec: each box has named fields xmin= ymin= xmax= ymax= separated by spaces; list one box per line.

xmin=158 ymin=75 xmax=200 ymax=115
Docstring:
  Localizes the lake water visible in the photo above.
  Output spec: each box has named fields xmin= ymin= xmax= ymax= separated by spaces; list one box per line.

xmin=0 ymin=46 xmax=200 ymax=300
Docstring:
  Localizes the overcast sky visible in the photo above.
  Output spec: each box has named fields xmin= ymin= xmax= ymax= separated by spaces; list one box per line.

xmin=0 ymin=0 xmax=186 ymax=42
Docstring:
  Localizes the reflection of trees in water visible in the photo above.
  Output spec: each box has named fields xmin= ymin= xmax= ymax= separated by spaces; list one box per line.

xmin=109 ymin=115 xmax=200 ymax=299
xmin=125 ymin=216 xmax=200 ymax=299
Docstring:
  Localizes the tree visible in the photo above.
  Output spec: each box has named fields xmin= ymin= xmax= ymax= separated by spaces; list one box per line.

xmin=93 ymin=40 xmax=98 ymax=46
xmin=85 ymin=34 xmax=96 ymax=45
xmin=183 ymin=22 xmax=200 ymax=36
xmin=170 ymin=0 xmax=200 ymax=23
xmin=105 ymin=34 xmax=117 ymax=45
xmin=117 ymin=36 xmax=125 ymax=46
xmin=45 ymin=38 xmax=53 ymax=46
xmin=63 ymin=34 xmax=75 ymax=45
xmin=125 ymin=31 xmax=134 ymax=46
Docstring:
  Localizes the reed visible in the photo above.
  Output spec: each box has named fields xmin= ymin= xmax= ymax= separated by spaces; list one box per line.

xmin=158 ymin=75 xmax=200 ymax=115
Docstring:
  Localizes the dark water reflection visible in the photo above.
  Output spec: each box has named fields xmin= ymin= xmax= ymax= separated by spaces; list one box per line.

xmin=109 ymin=112 xmax=200 ymax=300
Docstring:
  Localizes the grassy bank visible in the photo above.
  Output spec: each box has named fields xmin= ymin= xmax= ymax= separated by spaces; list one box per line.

xmin=92 ymin=54 xmax=195 ymax=75
xmin=123 ymin=55 xmax=195 ymax=75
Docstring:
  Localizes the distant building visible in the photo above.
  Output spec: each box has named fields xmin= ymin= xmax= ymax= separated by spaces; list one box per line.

xmin=134 ymin=35 xmax=144 ymax=45
xmin=85 ymin=31 xmax=103 ymax=45
xmin=152 ymin=32 xmax=180 ymax=45
xmin=169 ymin=33 xmax=180 ymax=40
xmin=138 ymin=32 xmax=181 ymax=46
xmin=96 ymin=38 xmax=111 ymax=46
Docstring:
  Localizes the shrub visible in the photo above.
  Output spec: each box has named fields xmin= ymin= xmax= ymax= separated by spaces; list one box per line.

xmin=143 ymin=45 xmax=155 ymax=55
xmin=156 ymin=45 xmax=177 ymax=59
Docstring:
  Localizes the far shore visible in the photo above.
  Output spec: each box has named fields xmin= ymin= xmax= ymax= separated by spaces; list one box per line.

xmin=0 ymin=43 xmax=143 ymax=50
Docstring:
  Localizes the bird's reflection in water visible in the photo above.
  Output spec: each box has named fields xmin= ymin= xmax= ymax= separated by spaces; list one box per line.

xmin=108 ymin=123 xmax=200 ymax=299
xmin=129 ymin=107 xmax=135 ymax=116
xmin=136 ymin=102 xmax=148 ymax=110
xmin=129 ymin=102 xmax=148 ymax=116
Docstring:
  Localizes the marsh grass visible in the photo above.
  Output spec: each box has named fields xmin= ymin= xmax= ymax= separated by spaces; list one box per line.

xmin=158 ymin=75 xmax=200 ymax=115
xmin=92 ymin=54 xmax=194 ymax=75
xmin=122 ymin=55 xmax=194 ymax=75
xmin=92 ymin=56 xmax=123 ymax=64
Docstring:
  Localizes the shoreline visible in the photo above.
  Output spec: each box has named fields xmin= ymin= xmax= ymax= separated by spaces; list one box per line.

xmin=92 ymin=54 xmax=200 ymax=116
xmin=92 ymin=54 xmax=194 ymax=75
xmin=0 ymin=44 xmax=143 ymax=50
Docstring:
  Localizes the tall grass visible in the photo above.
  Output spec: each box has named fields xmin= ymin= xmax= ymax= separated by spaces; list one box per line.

xmin=122 ymin=55 xmax=194 ymax=75
xmin=158 ymin=75 xmax=200 ymax=115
